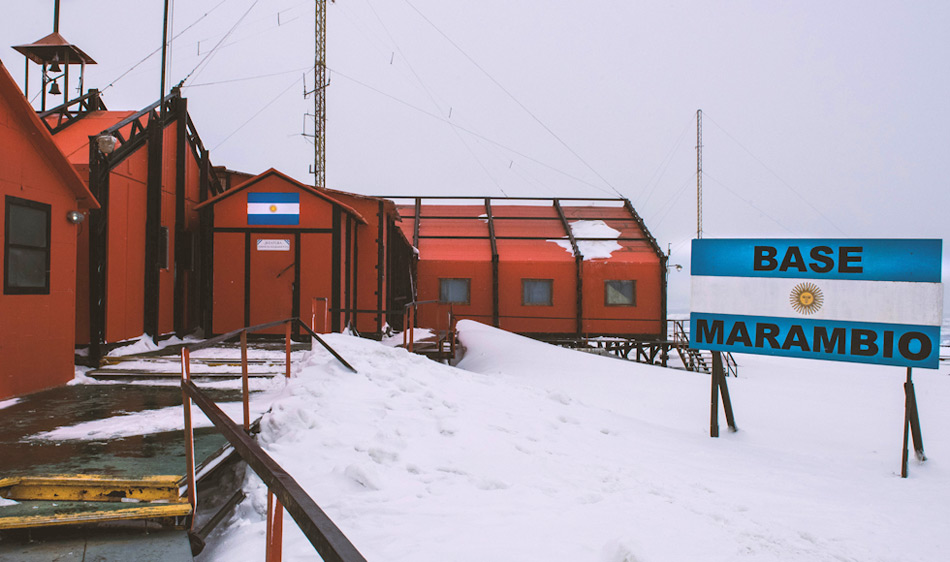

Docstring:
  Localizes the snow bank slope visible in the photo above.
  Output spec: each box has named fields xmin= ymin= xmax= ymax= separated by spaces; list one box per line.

xmin=202 ymin=322 xmax=950 ymax=562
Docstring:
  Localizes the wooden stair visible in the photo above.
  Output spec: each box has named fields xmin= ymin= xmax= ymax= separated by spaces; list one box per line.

xmin=0 ymin=475 xmax=191 ymax=530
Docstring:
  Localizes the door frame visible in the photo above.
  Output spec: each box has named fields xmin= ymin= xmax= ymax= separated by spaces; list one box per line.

xmin=244 ymin=231 xmax=301 ymax=329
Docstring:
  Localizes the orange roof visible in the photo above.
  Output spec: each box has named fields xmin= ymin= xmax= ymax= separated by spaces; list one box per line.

xmin=396 ymin=199 xmax=663 ymax=264
xmin=195 ymin=168 xmax=367 ymax=224
xmin=0 ymin=58 xmax=97 ymax=208
xmin=13 ymin=32 xmax=96 ymax=65
xmin=47 ymin=110 xmax=139 ymax=164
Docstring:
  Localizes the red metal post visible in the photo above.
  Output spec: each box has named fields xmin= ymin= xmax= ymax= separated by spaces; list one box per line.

xmin=241 ymin=330 xmax=250 ymax=432
xmin=449 ymin=312 xmax=456 ymax=358
xmin=266 ymin=490 xmax=284 ymax=562
xmin=408 ymin=306 xmax=415 ymax=353
xmin=311 ymin=297 xmax=329 ymax=333
xmin=285 ymin=321 xmax=292 ymax=378
xmin=180 ymin=348 xmax=197 ymax=525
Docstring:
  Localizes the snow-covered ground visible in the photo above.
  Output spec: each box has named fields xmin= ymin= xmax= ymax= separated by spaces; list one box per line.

xmin=187 ymin=320 xmax=950 ymax=562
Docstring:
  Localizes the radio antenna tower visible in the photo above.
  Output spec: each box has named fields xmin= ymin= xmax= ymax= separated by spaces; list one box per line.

xmin=306 ymin=0 xmax=329 ymax=188
xmin=696 ymin=109 xmax=703 ymax=239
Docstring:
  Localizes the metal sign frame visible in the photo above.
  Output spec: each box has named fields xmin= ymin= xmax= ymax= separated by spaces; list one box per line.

xmin=690 ymin=238 xmax=943 ymax=477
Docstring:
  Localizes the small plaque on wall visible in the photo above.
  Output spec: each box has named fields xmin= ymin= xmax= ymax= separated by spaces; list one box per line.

xmin=256 ymin=239 xmax=291 ymax=252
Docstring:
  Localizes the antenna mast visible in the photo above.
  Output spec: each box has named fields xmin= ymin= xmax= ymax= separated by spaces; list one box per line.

xmin=696 ymin=109 xmax=703 ymax=239
xmin=310 ymin=0 xmax=328 ymax=188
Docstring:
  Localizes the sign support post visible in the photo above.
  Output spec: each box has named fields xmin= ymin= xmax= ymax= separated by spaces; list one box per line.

xmin=710 ymin=351 xmax=737 ymax=437
xmin=901 ymin=367 xmax=926 ymax=478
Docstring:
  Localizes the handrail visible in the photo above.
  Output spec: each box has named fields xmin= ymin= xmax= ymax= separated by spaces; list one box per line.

xmin=181 ymin=379 xmax=367 ymax=562
xmin=668 ymin=319 xmax=739 ymax=377
xmin=296 ymin=320 xmax=358 ymax=373
xmin=187 ymin=317 xmax=356 ymax=374
xmin=180 ymin=317 xmax=364 ymax=561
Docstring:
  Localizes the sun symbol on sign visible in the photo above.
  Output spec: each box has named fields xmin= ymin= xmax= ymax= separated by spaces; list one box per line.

xmin=790 ymin=282 xmax=823 ymax=315
xmin=269 ymin=204 xmax=278 ymax=213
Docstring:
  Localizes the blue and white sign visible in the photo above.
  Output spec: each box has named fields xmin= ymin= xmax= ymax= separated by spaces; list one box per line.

xmin=247 ymin=192 xmax=300 ymax=226
xmin=690 ymin=239 xmax=943 ymax=368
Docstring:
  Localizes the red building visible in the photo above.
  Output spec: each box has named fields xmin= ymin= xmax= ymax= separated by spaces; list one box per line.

xmin=396 ymin=197 xmax=668 ymax=340
xmin=196 ymin=169 xmax=367 ymax=335
xmin=41 ymin=89 xmax=222 ymax=360
xmin=12 ymin=30 xmax=224 ymax=361
xmin=0 ymin=58 xmax=98 ymax=399
xmin=325 ymin=189 xmax=414 ymax=336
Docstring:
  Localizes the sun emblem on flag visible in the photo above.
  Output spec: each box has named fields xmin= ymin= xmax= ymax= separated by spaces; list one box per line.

xmin=790 ymin=282 xmax=823 ymax=315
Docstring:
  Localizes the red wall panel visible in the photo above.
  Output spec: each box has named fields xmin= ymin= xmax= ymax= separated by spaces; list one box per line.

xmin=415 ymin=259 xmax=493 ymax=332
xmin=212 ymin=232 xmax=246 ymax=334
xmin=497 ymin=260 xmax=576 ymax=334
xmin=320 ymin=195 xmax=383 ymax=334
xmin=300 ymin=232 xmax=334 ymax=330
xmin=104 ymin=153 xmax=147 ymax=342
xmin=0 ymin=93 xmax=82 ymax=398
xmin=248 ymin=233 xmax=296 ymax=333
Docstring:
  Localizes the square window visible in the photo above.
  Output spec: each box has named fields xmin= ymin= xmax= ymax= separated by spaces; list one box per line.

xmin=605 ymin=280 xmax=636 ymax=306
xmin=439 ymin=278 xmax=470 ymax=304
xmin=5 ymin=196 xmax=51 ymax=295
xmin=522 ymin=279 xmax=553 ymax=306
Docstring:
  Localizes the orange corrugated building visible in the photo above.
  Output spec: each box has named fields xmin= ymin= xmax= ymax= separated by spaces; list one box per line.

xmin=0 ymin=58 xmax=98 ymax=399
xmin=396 ymin=197 xmax=668 ymax=340
xmin=10 ymin=26 xmax=226 ymax=363
xmin=42 ymin=88 xmax=223 ymax=361
xmin=325 ymin=189 xmax=414 ymax=336
xmin=197 ymin=169 xmax=368 ymax=335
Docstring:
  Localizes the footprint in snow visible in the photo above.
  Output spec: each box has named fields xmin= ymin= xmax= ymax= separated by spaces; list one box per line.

xmin=343 ymin=463 xmax=382 ymax=491
xmin=601 ymin=539 xmax=646 ymax=562
xmin=368 ymin=447 xmax=399 ymax=465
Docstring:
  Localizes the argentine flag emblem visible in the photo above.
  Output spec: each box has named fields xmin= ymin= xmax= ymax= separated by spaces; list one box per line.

xmin=247 ymin=192 xmax=299 ymax=225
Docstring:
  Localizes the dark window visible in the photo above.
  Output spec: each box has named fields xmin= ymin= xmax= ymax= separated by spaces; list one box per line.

xmin=4 ymin=196 xmax=51 ymax=295
xmin=522 ymin=279 xmax=553 ymax=306
xmin=439 ymin=278 xmax=470 ymax=304
xmin=158 ymin=226 xmax=170 ymax=270
xmin=605 ymin=279 xmax=636 ymax=306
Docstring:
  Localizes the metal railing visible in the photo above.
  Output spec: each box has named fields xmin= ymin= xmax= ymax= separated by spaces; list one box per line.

xmin=401 ymin=300 xmax=457 ymax=360
xmin=180 ymin=317 xmax=364 ymax=562
xmin=669 ymin=319 xmax=738 ymax=377
xmin=38 ymin=89 xmax=106 ymax=134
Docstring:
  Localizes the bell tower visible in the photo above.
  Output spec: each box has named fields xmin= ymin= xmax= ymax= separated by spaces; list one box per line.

xmin=12 ymin=0 xmax=96 ymax=111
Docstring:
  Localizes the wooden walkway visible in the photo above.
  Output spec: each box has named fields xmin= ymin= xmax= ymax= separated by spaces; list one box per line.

xmin=0 ymin=382 xmax=248 ymax=559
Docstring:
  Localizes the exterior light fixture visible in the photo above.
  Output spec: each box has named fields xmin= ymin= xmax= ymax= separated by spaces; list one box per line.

xmin=96 ymin=134 xmax=117 ymax=155
xmin=66 ymin=210 xmax=85 ymax=224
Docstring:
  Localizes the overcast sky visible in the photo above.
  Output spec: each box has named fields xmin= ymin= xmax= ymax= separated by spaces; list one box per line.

xmin=3 ymin=0 xmax=948 ymax=311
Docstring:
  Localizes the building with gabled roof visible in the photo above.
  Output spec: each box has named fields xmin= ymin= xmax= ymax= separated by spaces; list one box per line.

xmin=0 ymin=57 xmax=98 ymax=399
xmin=39 ymin=88 xmax=224 ymax=362
xmin=196 ymin=168 xmax=370 ymax=335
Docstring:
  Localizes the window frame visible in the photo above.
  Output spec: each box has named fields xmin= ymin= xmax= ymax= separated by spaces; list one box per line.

xmin=521 ymin=278 xmax=553 ymax=306
xmin=604 ymin=279 xmax=636 ymax=307
xmin=4 ymin=196 xmax=52 ymax=295
xmin=439 ymin=277 xmax=471 ymax=305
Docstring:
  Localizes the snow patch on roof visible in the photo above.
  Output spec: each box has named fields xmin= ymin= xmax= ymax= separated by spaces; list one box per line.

xmin=549 ymin=219 xmax=622 ymax=260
